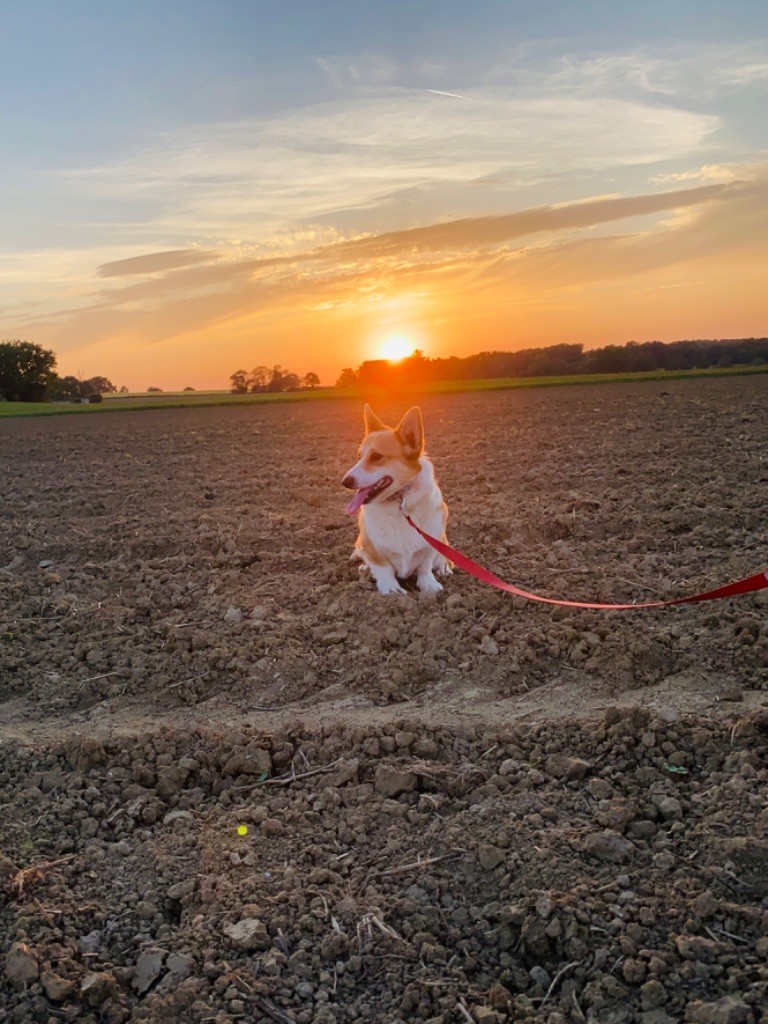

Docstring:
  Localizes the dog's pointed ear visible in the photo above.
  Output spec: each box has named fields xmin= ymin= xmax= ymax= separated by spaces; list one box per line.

xmin=363 ymin=404 xmax=386 ymax=435
xmin=396 ymin=406 xmax=424 ymax=458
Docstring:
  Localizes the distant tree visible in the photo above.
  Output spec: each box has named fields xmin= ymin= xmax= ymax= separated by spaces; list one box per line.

xmin=0 ymin=340 xmax=58 ymax=402
xmin=249 ymin=366 xmax=271 ymax=392
xmin=54 ymin=374 xmax=83 ymax=401
xmin=119 ymin=384 xmax=129 ymax=394
xmin=356 ymin=360 xmax=390 ymax=388
xmin=83 ymin=376 xmax=116 ymax=395
xmin=230 ymin=369 xmax=250 ymax=394
xmin=336 ymin=367 xmax=358 ymax=388
xmin=266 ymin=365 xmax=286 ymax=392
xmin=302 ymin=371 xmax=321 ymax=389
xmin=147 ymin=386 xmax=163 ymax=393
xmin=183 ymin=386 xmax=196 ymax=392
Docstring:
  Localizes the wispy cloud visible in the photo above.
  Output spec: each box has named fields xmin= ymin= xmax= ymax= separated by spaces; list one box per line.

xmin=494 ymin=43 xmax=768 ymax=101
xmin=98 ymin=249 xmax=219 ymax=277
xmin=48 ymin=69 xmax=719 ymax=245
xmin=651 ymin=158 xmax=768 ymax=186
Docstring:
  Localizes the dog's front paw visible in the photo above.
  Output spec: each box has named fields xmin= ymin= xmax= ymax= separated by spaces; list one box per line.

xmin=377 ymin=580 xmax=407 ymax=596
xmin=436 ymin=560 xmax=453 ymax=578
xmin=417 ymin=573 xmax=443 ymax=595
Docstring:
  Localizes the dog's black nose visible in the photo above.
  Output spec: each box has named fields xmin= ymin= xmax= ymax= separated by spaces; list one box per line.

xmin=342 ymin=474 xmax=357 ymax=490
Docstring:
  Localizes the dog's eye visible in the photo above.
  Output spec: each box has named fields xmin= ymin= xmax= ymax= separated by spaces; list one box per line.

xmin=369 ymin=452 xmax=383 ymax=464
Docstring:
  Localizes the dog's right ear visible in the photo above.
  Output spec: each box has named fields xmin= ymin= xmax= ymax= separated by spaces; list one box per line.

xmin=363 ymin=404 xmax=386 ymax=434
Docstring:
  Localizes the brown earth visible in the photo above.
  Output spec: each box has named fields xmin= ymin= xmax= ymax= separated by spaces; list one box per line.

xmin=1 ymin=376 xmax=767 ymax=1023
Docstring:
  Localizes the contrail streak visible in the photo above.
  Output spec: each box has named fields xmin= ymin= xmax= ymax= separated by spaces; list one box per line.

xmin=424 ymin=88 xmax=471 ymax=100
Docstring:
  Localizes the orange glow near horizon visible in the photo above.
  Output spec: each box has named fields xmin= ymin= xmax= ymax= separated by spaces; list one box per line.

xmin=10 ymin=175 xmax=768 ymax=392
xmin=378 ymin=335 xmax=416 ymax=362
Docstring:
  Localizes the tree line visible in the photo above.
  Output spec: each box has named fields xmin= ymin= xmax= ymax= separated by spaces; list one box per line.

xmin=229 ymin=366 xmax=320 ymax=393
xmin=335 ymin=337 xmax=768 ymax=388
xmin=0 ymin=340 xmax=120 ymax=402
xmin=4 ymin=336 xmax=767 ymax=405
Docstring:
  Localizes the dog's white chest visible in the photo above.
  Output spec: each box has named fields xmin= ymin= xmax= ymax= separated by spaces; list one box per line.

xmin=362 ymin=498 xmax=444 ymax=579
xmin=363 ymin=504 xmax=425 ymax=576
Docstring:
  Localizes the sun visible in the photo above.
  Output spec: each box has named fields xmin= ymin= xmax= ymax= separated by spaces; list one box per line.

xmin=379 ymin=335 xmax=415 ymax=362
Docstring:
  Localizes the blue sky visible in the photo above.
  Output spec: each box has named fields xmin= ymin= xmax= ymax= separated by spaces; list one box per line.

xmin=1 ymin=0 xmax=766 ymax=387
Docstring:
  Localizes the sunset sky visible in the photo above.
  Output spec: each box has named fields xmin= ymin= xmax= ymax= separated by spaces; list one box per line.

xmin=1 ymin=1 xmax=767 ymax=390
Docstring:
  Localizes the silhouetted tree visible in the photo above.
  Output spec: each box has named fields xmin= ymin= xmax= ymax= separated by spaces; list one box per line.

xmin=302 ymin=372 xmax=321 ymax=389
xmin=54 ymin=375 xmax=83 ymax=400
xmin=335 ymin=367 xmax=358 ymax=388
xmin=230 ymin=370 xmax=249 ymax=393
xmin=266 ymin=365 xmax=286 ymax=392
xmin=0 ymin=340 xmax=58 ymax=402
xmin=249 ymin=366 xmax=271 ymax=392
xmin=231 ymin=365 xmax=303 ymax=393
xmin=83 ymin=376 xmax=116 ymax=395
xmin=53 ymin=374 xmax=115 ymax=400
xmin=281 ymin=372 xmax=301 ymax=391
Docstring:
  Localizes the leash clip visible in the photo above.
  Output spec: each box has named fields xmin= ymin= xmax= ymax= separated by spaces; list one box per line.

xmin=399 ymin=481 xmax=413 ymax=513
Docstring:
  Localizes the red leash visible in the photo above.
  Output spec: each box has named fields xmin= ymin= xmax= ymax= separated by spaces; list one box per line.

xmin=405 ymin=515 xmax=768 ymax=610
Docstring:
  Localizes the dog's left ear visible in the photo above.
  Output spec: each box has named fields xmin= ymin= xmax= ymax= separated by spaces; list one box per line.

xmin=396 ymin=407 xmax=424 ymax=458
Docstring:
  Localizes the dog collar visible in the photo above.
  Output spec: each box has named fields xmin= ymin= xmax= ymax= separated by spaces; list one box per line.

xmin=388 ymin=481 xmax=414 ymax=510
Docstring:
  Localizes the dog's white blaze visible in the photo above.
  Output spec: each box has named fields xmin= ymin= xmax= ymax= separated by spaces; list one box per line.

xmin=346 ymin=458 xmax=391 ymax=490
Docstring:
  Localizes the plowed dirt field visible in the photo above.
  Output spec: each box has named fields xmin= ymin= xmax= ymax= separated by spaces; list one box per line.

xmin=1 ymin=376 xmax=766 ymax=1023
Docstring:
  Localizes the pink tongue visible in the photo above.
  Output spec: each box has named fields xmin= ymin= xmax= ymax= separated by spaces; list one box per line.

xmin=345 ymin=486 xmax=374 ymax=515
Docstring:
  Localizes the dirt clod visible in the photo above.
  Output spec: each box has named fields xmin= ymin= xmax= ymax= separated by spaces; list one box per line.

xmin=4 ymin=942 xmax=38 ymax=989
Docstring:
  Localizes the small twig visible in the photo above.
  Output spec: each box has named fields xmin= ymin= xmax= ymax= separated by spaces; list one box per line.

xmin=706 ymin=925 xmax=749 ymax=945
xmin=371 ymin=915 xmax=406 ymax=943
xmin=234 ymin=758 xmax=344 ymax=791
xmin=572 ymin=989 xmax=587 ymax=1021
xmin=9 ymin=856 xmax=75 ymax=898
xmin=537 ymin=961 xmax=580 ymax=1007
xmin=374 ymin=850 xmax=464 ymax=878
xmin=457 ymin=998 xmax=475 ymax=1023
xmin=168 ymin=671 xmax=210 ymax=689
xmin=250 ymin=994 xmax=296 ymax=1024
xmin=78 ymin=670 xmax=120 ymax=687
xmin=232 ymin=971 xmax=254 ymax=993
xmin=614 ymin=577 xmax=658 ymax=595
xmin=40 ymin=1000 xmax=77 ymax=1022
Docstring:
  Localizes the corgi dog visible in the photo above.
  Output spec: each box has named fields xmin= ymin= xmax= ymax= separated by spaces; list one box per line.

xmin=342 ymin=404 xmax=452 ymax=595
